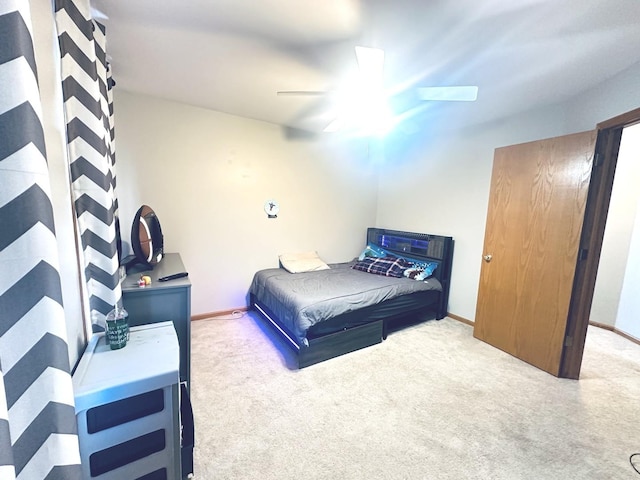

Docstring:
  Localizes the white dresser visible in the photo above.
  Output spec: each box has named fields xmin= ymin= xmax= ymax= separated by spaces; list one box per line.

xmin=73 ymin=322 xmax=181 ymax=479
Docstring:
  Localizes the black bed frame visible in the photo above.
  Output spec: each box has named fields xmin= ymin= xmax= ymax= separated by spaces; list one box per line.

xmin=251 ymin=228 xmax=454 ymax=368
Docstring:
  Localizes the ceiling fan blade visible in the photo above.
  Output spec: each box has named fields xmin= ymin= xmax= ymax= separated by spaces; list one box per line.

xmin=355 ymin=46 xmax=384 ymax=86
xmin=323 ymin=117 xmax=346 ymax=133
xmin=417 ymin=86 xmax=478 ymax=102
xmin=277 ymin=46 xmax=384 ymax=100
xmin=277 ymin=90 xmax=328 ymax=96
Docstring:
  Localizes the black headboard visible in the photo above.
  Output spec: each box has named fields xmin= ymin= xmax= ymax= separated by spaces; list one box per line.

xmin=366 ymin=227 xmax=454 ymax=319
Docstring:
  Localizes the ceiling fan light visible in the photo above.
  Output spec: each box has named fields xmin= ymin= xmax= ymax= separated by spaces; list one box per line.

xmin=355 ymin=46 xmax=385 ymax=88
xmin=417 ymin=86 xmax=478 ymax=102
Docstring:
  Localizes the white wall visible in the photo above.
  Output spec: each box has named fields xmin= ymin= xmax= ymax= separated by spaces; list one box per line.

xmin=376 ymin=104 xmax=568 ymax=320
xmin=376 ymin=59 xmax=640 ymax=321
xmin=616 ymin=190 xmax=640 ymax=340
xmin=114 ymin=91 xmax=378 ymax=315
xmin=590 ymin=123 xmax=640 ymax=327
xmin=564 ymin=61 xmax=640 ymax=131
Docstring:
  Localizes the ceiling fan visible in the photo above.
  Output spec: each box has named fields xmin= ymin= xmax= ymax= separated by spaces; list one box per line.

xmin=278 ymin=46 xmax=478 ymax=134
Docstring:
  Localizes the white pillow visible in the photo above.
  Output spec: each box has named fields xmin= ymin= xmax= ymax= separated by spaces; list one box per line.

xmin=279 ymin=251 xmax=330 ymax=273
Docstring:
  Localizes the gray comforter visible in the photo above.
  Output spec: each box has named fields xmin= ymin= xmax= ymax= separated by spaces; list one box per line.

xmin=249 ymin=262 xmax=442 ymax=344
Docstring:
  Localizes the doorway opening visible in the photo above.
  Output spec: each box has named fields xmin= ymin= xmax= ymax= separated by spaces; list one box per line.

xmin=590 ymin=123 xmax=640 ymax=341
xmin=561 ymin=107 xmax=640 ymax=378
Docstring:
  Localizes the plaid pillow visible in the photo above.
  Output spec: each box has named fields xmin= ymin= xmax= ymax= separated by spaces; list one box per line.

xmin=352 ymin=255 xmax=410 ymax=278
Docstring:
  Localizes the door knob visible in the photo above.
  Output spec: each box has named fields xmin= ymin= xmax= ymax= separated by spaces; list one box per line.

xmin=483 ymin=254 xmax=492 ymax=262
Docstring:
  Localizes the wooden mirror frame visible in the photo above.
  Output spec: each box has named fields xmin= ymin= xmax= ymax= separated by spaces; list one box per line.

xmin=130 ymin=205 xmax=164 ymax=269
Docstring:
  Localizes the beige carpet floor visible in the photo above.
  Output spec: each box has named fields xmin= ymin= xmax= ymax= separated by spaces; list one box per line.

xmin=190 ymin=313 xmax=640 ymax=479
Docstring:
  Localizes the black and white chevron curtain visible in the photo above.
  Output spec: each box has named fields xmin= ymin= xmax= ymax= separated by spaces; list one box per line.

xmin=0 ymin=1 xmax=82 ymax=479
xmin=55 ymin=0 xmax=122 ymax=322
xmin=1 ymin=0 xmax=120 ymax=478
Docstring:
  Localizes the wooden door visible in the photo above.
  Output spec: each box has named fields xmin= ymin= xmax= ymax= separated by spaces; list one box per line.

xmin=473 ymin=130 xmax=597 ymax=377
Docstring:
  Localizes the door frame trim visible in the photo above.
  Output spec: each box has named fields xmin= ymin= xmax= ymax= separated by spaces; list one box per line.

xmin=560 ymin=107 xmax=640 ymax=378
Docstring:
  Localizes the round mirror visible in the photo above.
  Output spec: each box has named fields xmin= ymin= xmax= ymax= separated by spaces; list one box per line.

xmin=131 ymin=205 xmax=164 ymax=268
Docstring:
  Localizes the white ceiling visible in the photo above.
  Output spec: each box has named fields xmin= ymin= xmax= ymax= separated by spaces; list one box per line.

xmin=91 ymin=0 xmax=640 ymax=133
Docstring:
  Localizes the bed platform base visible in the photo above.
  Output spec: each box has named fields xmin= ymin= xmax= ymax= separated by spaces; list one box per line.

xmin=253 ymin=299 xmax=384 ymax=368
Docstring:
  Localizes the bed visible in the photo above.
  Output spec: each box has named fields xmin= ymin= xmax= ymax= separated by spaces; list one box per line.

xmin=249 ymin=228 xmax=454 ymax=368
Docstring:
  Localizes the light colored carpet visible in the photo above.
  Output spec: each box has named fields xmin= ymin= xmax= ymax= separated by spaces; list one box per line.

xmin=190 ymin=313 xmax=640 ymax=479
